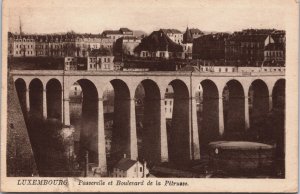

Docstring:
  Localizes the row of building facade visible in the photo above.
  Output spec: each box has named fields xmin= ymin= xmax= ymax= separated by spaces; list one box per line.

xmin=8 ymin=28 xmax=286 ymax=68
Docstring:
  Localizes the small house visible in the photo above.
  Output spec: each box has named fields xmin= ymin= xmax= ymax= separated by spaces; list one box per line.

xmin=111 ymin=157 xmax=149 ymax=178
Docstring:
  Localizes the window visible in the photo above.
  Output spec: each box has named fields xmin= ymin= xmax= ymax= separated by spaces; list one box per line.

xmin=140 ymin=167 xmax=142 ymax=172
xmin=170 ymin=101 xmax=172 ymax=105
xmin=219 ymin=68 xmax=221 ymax=72
xmin=165 ymin=101 xmax=167 ymax=105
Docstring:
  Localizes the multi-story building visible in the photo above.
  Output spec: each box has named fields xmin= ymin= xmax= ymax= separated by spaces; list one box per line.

xmin=64 ymin=57 xmax=78 ymax=70
xmin=77 ymin=49 xmax=115 ymax=71
xmin=35 ymin=35 xmax=50 ymax=56
xmin=102 ymin=28 xmax=134 ymax=42
xmin=48 ymin=35 xmax=65 ymax=57
xmin=8 ymin=33 xmax=36 ymax=57
xmin=161 ymin=29 xmax=183 ymax=44
xmin=264 ymin=31 xmax=285 ymax=63
xmin=114 ymin=36 xmax=141 ymax=57
xmin=8 ymin=32 xmax=114 ymax=58
xmin=8 ymin=32 xmax=14 ymax=56
xmin=225 ymin=29 xmax=285 ymax=65
xmin=73 ymin=34 xmax=114 ymax=57
xmin=193 ymin=33 xmax=230 ymax=60
xmin=134 ymin=30 xmax=184 ymax=59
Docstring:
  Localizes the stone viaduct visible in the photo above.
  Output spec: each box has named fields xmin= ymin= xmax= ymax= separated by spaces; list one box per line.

xmin=11 ymin=69 xmax=285 ymax=175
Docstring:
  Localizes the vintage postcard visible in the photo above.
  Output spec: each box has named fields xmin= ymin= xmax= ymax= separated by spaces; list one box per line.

xmin=1 ymin=0 xmax=298 ymax=192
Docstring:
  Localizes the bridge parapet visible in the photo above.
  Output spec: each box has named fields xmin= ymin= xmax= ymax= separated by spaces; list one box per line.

xmin=10 ymin=70 xmax=285 ymax=77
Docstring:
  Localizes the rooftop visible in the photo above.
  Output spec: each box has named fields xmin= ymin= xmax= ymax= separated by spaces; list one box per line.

xmin=114 ymin=158 xmax=138 ymax=171
xmin=134 ymin=30 xmax=183 ymax=52
xmin=161 ymin=29 xmax=182 ymax=34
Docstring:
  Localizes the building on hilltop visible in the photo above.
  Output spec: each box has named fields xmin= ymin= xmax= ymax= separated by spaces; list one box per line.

xmin=114 ymin=36 xmax=141 ymax=58
xmin=134 ymin=30 xmax=184 ymax=59
xmin=263 ymin=31 xmax=285 ymax=63
xmin=192 ymin=33 xmax=230 ymax=60
xmin=188 ymin=28 xmax=204 ymax=39
xmin=225 ymin=29 xmax=285 ymax=66
xmin=8 ymin=32 xmax=114 ymax=58
xmin=161 ymin=29 xmax=183 ymax=44
xmin=77 ymin=48 xmax=115 ymax=71
xmin=8 ymin=33 xmax=36 ymax=57
xmin=102 ymin=28 xmax=134 ymax=42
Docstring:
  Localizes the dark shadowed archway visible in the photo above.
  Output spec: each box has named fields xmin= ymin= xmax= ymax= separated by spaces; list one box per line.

xmin=109 ymin=79 xmax=131 ymax=163
xmin=223 ymin=80 xmax=245 ymax=139
xmin=199 ymin=79 xmax=220 ymax=148
xmin=70 ymin=79 xmax=98 ymax=164
xmin=249 ymin=79 xmax=269 ymax=129
xmin=272 ymin=79 xmax=285 ymax=111
xmin=29 ymin=78 xmax=43 ymax=119
xmin=135 ymin=79 xmax=161 ymax=164
xmin=15 ymin=78 xmax=27 ymax=116
xmin=271 ymin=79 xmax=285 ymax=175
xmin=166 ymin=79 xmax=190 ymax=165
xmin=46 ymin=79 xmax=62 ymax=121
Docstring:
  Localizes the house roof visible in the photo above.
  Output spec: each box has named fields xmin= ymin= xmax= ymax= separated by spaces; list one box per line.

xmin=114 ymin=158 xmax=138 ymax=171
xmin=264 ymin=43 xmax=284 ymax=50
xmin=134 ymin=30 xmax=183 ymax=52
xmin=226 ymin=34 xmax=267 ymax=43
xmin=194 ymin=33 xmax=230 ymax=43
xmin=161 ymin=29 xmax=182 ymax=34
xmin=102 ymin=30 xmax=121 ymax=35
xmin=183 ymin=27 xmax=193 ymax=43
xmin=189 ymin=28 xmax=203 ymax=34
xmin=120 ymin=28 xmax=132 ymax=33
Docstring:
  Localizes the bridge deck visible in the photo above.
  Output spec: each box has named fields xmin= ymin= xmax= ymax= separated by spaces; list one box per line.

xmin=10 ymin=70 xmax=285 ymax=77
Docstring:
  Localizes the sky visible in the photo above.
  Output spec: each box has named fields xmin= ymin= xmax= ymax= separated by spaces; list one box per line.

xmin=7 ymin=0 xmax=287 ymax=34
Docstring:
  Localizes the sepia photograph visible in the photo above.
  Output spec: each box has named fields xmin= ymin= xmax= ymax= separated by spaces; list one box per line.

xmin=1 ymin=0 xmax=298 ymax=192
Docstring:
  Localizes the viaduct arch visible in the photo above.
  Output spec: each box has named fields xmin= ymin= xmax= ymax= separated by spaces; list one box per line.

xmin=11 ymin=70 xmax=285 ymax=174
